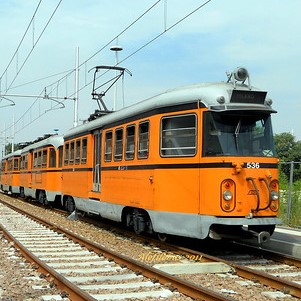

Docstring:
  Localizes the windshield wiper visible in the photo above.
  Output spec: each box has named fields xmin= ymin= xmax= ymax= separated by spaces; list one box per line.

xmin=234 ymin=119 xmax=241 ymax=151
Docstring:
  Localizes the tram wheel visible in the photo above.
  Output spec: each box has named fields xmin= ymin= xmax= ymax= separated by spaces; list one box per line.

xmin=38 ymin=191 xmax=48 ymax=205
xmin=20 ymin=187 xmax=25 ymax=199
xmin=65 ymin=197 xmax=75 ymax=212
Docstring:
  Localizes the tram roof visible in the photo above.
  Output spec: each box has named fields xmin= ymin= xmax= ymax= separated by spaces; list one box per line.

xmin=1 ymin=149 xmax=22 ymax=160
xmin=21 ymin=135 xmax=64 ymax=154
xmin=64 ymin=81 xmax=274 ymax=139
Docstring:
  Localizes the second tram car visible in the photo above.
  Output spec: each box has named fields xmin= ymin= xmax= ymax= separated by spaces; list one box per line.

xmin=19 ymin=135 xmax=63 ymax=205
xmin=0 ymin=150 xmax=21 ymax=195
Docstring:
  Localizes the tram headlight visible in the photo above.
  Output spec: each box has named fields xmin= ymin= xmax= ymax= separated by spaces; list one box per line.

xmin=271 ymin=190 xmax=279 ymax=201
xmin=216 ymin=95 xmax=225 ymax=104
xmin=221 ymin=179 xmax=236 ymax=212
xmin=223 ymin=190 xmax=233 ymax=201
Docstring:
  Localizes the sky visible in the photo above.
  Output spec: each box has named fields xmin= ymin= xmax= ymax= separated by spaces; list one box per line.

xmin=0 ymin=0 xmax=301 ymax=151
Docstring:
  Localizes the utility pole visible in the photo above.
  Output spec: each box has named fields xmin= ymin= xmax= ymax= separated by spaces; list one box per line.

xmin=74 ymin=46 xmax=80 ymax=127
xmin=110 ymin=45 xmax=123 ymax=110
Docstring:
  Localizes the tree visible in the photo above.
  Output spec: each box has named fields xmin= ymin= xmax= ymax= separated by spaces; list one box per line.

xmin=4 ymin=143 xmax=23 ymax=156
xmin=274 ymin=133 xmax=301 ymax=181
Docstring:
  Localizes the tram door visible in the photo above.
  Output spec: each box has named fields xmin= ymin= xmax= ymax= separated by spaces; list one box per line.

xmin=92 ymin=130 xmax=101 ymax=192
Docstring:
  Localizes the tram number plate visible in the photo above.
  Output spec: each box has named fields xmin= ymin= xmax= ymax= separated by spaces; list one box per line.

xmin=246 ymin=162 xmax=260 ymax=169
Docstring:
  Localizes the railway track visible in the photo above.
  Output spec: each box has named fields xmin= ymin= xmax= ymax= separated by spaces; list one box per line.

xmin=1 ymin=195 xmax=301 ymax=300
xmin=0 ymin=199 xmax=234 ymax=301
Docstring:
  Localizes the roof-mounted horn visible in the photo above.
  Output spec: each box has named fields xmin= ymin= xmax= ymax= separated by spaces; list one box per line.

xmin=227 ymin=67 xmax=251 ymax=89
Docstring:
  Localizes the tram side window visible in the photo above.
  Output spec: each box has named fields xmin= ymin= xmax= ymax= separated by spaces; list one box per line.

xmin=81 ymin=138 xmax=87 ymax=164
xmin=20 ymin=157 xmax=24 ymax=170
xmin=125 ymin=125 xmax=135 ymax=160
xmin=38 ymin=151 xmax=42 ymax=168
xmin=13 ymin=158 xmax=19 ymax=170
xmin=49 ymin=148 xmax=56 ymax=168
xmin=114 ymin=128 xmax=123 ymax=161
xmin=138 ymin=121 xmax=149 ymax=159
xmin=75 ymin=139 xmax=81 ymax=164
xmin=104 ymin=132 xmax=113 ymax=162
xmin=58 ymin=146 xmax=63 ymax=167
xmin=42 ymin=150 xmax=47 ymax=168
xmin=69 ymin=141 xmax=75 ymax=165
xmin=64 ymin=143 xmax=70 ymax=165
xmin=8 ymin=159 xmax=12 ymax=171
xmin=161 ymin=114 xmax=197 ymax=157
xmin=21 ymin=155 xmax=28 ymax=170
xmin=33 ymin=152 xmax=37 ymax=168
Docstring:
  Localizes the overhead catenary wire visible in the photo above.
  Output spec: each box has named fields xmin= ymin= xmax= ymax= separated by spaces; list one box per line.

xmin=1 ymin=0 xmax=63 ymax=96
xmin=67 ymin=0 xmax=213 ymax=99
xmin=2 ymin=0 xmax=213 ymax=138
xmin=44 ymin=0 xmax=163 ymax=98
xmin=0 ymin=0 xmax=43 ymax=82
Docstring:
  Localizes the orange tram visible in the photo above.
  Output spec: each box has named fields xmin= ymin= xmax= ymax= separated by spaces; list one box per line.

xmin=0 ymin=68 xmax=281 ymax=243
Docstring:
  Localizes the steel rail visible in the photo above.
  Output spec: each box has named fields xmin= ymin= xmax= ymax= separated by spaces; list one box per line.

xmin=166 ymin=243 xmax=301 ymax=298
xmin=3 ymin=196 xmax=301 ymax=299
xmin=0 ymin=199 xmax=234 ymax=301
xmin=230 ymin=240 xmax=301 ymax=268
xmin=0 ymin=225 xmax=97 ymax=301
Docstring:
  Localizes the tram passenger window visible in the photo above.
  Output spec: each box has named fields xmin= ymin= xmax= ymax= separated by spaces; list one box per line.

xmin=125 ymin=125 xmax=135 ymax=160
xmin=58 ymin=146 xmax=63 ymax=167
xmin=81 ymin=138 xmax=87 ymax=164
xmin=104 ymin=132 xmax=113 ymax=162
xmin=36 ymin=151 xmax=42 ymax=168
xmin=64 ymin=143 xmax=70 ymax=165
xmin=38 ymin=151 xmax=43 ymax=168
xmin=13 ymin=158 xmax=19 ymax=170
xmin=33 ymin=153 xmax=37 ymax=168
xmin=20 ymin=157 xmax=24 ymax=170
xmin=138 ymin=121 xmax=149 ymax=159
xmin=42 ymin=150 xmax=47 ymax=168
xmin=49 ymin=148 xmax=56 ymax=168
xmin=8 ymin=159 xmax=12 ymax=171
xmin=161 ymin=114 xmax=196 ymax=157
xmin=75 ymin=140 xmax=81 ymax=164
xmin=114 ymin=128 xmax=123 ymax=161
xmin=69 ymin=141 xmax=75 ymax=165
xmin=21 ymin=155 xmax=28 ymax=170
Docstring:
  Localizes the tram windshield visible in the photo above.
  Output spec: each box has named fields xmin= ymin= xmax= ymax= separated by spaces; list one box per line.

xmin=203 ymin=111 xmax=276 ymax=157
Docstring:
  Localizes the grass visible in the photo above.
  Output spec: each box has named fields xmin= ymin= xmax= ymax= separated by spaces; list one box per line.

xmin=279 ymin=179 xmax=301 ymax=227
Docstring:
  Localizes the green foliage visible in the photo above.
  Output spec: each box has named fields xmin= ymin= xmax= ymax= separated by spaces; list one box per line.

xmin=279 ymin=180 xmax=301 ymax=226
xmin=4 ymin=143 xmax=22 ymax=155
xmin=274 ymin=133 xmax=301 ymax=181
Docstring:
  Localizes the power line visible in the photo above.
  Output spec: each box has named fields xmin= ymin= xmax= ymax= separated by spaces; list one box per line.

xmin=1 ymin=0 xmax=63 ymax=95
xmin=9 ymin=69 xmax=74 ymax=90
xmin=68 ymin=0 xmax=213 ymax=98
xmin=2 ymin=0 xmax=213 ymax=137
xmin=0 ymin=0 xmax=43 ymax=81
xmin=44 ymin=0 xmax=163 ymax=98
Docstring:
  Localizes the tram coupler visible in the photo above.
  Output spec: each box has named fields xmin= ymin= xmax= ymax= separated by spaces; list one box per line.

xmin=249 ymin=230 xmax=270 ymax=244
